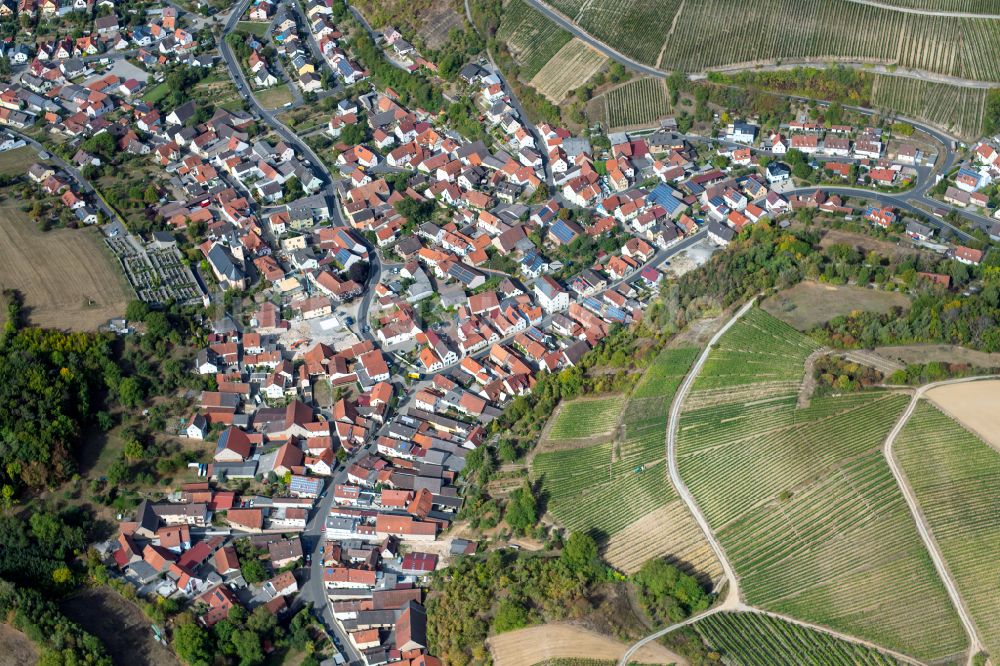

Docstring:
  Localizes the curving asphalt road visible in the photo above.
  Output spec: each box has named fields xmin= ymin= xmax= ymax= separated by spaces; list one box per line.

xmin=882 ymin=375 xmax=1000 ymax=664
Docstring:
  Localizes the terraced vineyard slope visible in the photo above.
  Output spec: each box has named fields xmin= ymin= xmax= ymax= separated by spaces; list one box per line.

xmin=895 ymin=401 xmax=1000 ymax=657
xmin=695 ymin=612 xmax=903 ymax=665
xmin=533 ymin=348 xmax=723 ymax=581
xmin=677 ymin=308 xmax=966 ymax=662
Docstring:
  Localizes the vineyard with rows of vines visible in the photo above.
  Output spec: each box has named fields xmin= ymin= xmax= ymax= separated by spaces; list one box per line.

xmin=557 ymin=0 xmax=1000 ymax=83
xmin=594 ymin=78 xmax=672 ymax=130
xmin=695 ymin=612 xmax=903 ymax=665
xmin=497 ymin=0 xmax=572 ymax=79
xmin=546 ymin=0 xmax=683 ymax=65
xmin=546 ymin=395 xmax=625 ymax=440
xmin=676 ymin=308 xmax=966 ymax=662
xmin=532 ymin=348 xmax=722 ymax=580
xmin=895 ymin=401 xmax=1000 ymax=657
xmin=871 ymin=75 xmax=987 ymax=140
xmin=873 ymin=0 xmax=1000 ymax=11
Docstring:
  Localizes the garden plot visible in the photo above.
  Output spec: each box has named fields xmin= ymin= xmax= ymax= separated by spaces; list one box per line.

xmin=896 ymin=401 xmax=1000 ymax=657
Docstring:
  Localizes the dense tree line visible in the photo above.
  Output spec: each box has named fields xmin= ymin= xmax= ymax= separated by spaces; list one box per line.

xmin=0 ymin=582 xmax=111 ymax=666
xmin=427 ymin=536 xmax=606 ymax=666
xmin=632 ymin=558 xmax=712 ymax=625
xmin=0 ymin=508 xmax=89 ymax=591
xmin=812 ymin=355 xmax=883 ymax=394
xmin=0 ymin=295 xmax=121 ymax=491
xmin=173 ymin=603 xmax=323 ymax=666
xmin=706 ymin=66 xmax=872 ymax=107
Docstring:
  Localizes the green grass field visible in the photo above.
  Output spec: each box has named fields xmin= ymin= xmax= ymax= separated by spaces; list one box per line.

xmin=0 ymin=146 xmax=39 ymax=176
xmin=141 ymin=81 xmax=170 ymax=105
xmin=547 ymin=395 xmax=626 ymax=440
xmin=678 ymin=309 xmax=965 ymax=662
xmin=497 ymin=0 xmax=572 ymax=79
xmin=236 ymin=21 xmax=269 ymax=37
xmin=696 ymin=612 xmax=902 ymax=665
xmin=896 ymin=402 xmax=1000 ymax=657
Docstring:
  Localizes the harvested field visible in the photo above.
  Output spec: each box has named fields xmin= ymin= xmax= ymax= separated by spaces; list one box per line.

xmin=0 ymin=624 xmax=37 ymax=666
xmin=530 ymin=39 xmax=607 ymax=102
xmin=762 ymin=281 xmax=911 ymax=331
xmin=0 ymin=202 xmax=131 ymax=330
xmin=487 ymin=623 xmax=683 ymax=666
xmin=61 ymin=588 xmax=178 ymax=666
xmin=926 ymin=379 xmax=1000 ymax=448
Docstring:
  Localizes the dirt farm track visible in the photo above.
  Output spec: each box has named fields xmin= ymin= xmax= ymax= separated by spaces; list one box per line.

xmin=0 ymin=203 xmax=131 ymax=330
xmin=487 ymin=622 xmax=685 ymax=666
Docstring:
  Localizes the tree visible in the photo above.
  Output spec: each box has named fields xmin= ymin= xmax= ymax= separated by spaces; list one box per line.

xmin=123 ymin=437 xmax=145 ymax=462
xmin=246 ymin=605 xmax=277 ymax=634
xmin=51 ymin=565 xmax=72 ymax=585
xmin=117 ymin=376 xmax=143 ymax=408
xmin=173 ymin=623 xmax=212 ymax=666
xmin=82 ymin=132 xmax=116 ymax=162
xmin=561 ymin=531 xmax=600 ymax=580
xmin=348 ymin=260 xmax=369 ymax=284
xmin=339 ymin=122 xmax=366 ymax=146
xmin=125 ymin=300 xmax=150 ymax=322
xmin=492 ymin=598 xmax=530 ymax=633
xmin=241 ymin=557 xmax=267 ymax=583
xmin=504 ymin=481 xmax=536 ymax=533
xmin=395 ymin=197 xmax=435 ymax=224
xmin=232 ymin=629 xmax=265 ymax=666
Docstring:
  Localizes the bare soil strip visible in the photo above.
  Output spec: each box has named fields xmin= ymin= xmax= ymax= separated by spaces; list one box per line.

xmin=926 ymin=380 xmax=1000 ymax=449
xmin=488 ymin=623 xmax=685 ymax=666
